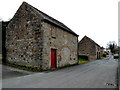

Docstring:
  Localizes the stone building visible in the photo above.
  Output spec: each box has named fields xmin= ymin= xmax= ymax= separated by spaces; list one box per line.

xmin=2 ymin=21 xmax=10 ymax=63
xmin=78 ymin=36 xmax=103 ymax=60
xmin=100 ymin=47 xmax=105 ymax=57
xmin=5 ymin=2 xmax=78 ymax=70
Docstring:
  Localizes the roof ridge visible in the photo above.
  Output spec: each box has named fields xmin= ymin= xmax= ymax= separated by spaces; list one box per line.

xmin=22 ymin=1 xmax=78 ymax=36
xmin=83 ymin=36 xmax=100 ymax=47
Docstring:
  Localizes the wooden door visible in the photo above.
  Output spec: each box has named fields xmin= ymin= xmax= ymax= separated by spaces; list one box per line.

xmin=51 ymin=49 xmax=56 ymax=68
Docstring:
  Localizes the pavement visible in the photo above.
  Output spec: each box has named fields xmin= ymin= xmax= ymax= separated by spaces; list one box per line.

xmin=2 ymin=56 xmax=118 ymax=88
xmin=0 ymin=59 xmax=36 ymax=89
xmin=2 ymin=65 xmax=35 ymax=79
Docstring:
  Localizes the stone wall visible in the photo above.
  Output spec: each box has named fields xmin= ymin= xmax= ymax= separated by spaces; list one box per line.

xmin=41 ymin=21 xmax=78 ymax=69
xmin=95 ymin=45 xmax=101 ymax=59
xmin=6 ymin=3 xmax=43 ymax=69
xmin=78 ymin=36 xmax=103 ymax=60
xmin=78 ymin=37 xmax=97 ymax=60
xmin=100 ymin=49 xmax=104 ymax=57
xmin=6 ymin=2 xmax=78 ymax=70
xmin=78 ymin=37 xmax=91 ymax=56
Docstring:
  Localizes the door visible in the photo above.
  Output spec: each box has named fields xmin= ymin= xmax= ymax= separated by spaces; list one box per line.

xmin=51 ymin=49 xmax=56 ymax=68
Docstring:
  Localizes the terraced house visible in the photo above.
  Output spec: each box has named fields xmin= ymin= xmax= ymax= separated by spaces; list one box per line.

xmin=5 ymin=2 xmax=78 ymax=70
xmin=78 ymin=36 xmax=103 ymax=60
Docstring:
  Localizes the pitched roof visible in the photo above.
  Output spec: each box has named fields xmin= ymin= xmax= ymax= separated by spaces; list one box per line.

xmin=100 ymin=47 xmax=105 ymax=49
xmin=80 ymin=36 xmax=100 ymax=47
xmin=22 ymin=2 xmax=78 ymax=36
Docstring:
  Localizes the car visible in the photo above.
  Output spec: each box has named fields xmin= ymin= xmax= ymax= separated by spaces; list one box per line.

xmin=113 ymin=54 xmax=119 ymax=59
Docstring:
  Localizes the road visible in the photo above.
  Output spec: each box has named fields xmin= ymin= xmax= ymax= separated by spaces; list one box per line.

xmin=2 ymin=56 xmax=118 ymax=88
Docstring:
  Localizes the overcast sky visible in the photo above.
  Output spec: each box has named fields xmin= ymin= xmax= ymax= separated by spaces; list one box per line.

xmin=0 ymin=0 xmax=119 ymax=47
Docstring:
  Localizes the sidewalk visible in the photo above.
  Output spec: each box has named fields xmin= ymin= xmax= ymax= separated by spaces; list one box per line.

xmin=2 ymin=63 xmax=36 ymax=79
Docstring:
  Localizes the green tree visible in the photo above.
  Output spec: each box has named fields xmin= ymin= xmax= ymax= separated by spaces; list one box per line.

xmin=107 ymin=41 xmax=118 ymax=54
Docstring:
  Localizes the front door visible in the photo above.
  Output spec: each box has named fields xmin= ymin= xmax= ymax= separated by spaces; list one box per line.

xmin=51 ymin=49 xmax=56 ymax=68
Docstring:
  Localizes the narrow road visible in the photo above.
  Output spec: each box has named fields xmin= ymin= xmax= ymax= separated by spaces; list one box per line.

xmin=2 ymin=56 xmax=118 ymax=88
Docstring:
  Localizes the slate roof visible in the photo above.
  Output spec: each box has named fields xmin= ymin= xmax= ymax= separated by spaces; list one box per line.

xmin=80 ymin=36 xmax=101 ymax=47
xmin=100 ymin=47 xmax=105 ymax=49
xmin=23 ymin=2 xmax=78 ymax=36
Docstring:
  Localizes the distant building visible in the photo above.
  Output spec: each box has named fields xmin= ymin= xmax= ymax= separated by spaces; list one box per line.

xmin=5 ymin=2 xmax=78 ymax=70
xmin=78 ymin=36 xmax=103 ymax=60
xmin=100 ymin=47 xmax=105 ymax=57
xmin=105 ymin=48 xmax=111 ymax=54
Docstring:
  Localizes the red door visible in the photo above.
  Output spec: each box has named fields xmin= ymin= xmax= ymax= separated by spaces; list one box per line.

xmin=51 ymin=49 xmax=56 ymax=68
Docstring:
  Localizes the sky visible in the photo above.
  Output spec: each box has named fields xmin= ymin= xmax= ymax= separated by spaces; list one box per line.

xmin=0 ymin=0 xmax=119 ymax=47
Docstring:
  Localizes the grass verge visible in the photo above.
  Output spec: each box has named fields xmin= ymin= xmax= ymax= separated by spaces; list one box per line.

xmin=3 ymin=62 xmax=42 ymax=72
xmin=78 ymin=58 xmax=89 ymax=64
xmin=100 ymin=57 xmax=107 ymax=59
xmin=0 ymin=54 xmax=2 ymax=59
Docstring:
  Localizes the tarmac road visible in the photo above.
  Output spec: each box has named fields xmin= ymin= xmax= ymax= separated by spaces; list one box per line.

xmin=2 ymin=56 xmax=118 ymax=88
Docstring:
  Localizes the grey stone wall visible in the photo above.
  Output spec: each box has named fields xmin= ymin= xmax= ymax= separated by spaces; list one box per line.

xmin=78 ymin=37 xmax=96 ymax=60
xmin=95 ymin=45 xmax=101 ymax=59
xmin=41 ymin=21 xmax=78 ymax=69
xmin=78 ymin=37 xmax=102 ymax=60
xmin=78 ymin=37 xmax=91 ymax=56
xmin=6 ymin=3 xmax=43 ymax=69
xmin=6 ymin=2 xmax=78 ymax=70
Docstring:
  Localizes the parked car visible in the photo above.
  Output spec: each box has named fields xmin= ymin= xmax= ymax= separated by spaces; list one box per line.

xmin=113 ymin=54 xmax=119 ymax=59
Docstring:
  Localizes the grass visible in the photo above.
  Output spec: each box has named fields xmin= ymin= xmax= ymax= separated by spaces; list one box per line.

xmin=78 ymin=58 xmax=89 ymax=64
xmin=100 ymin=57 xmax=107 ymax=59
xmin=3 ymin=62 xmax=78 ymax=72
xmin=2 ymin=58 xmax=90 ymax=72
xmin=0 ymin=54 xmax=2 ymax=59
xmin=3 ymin=62 xmax=42 ymax=72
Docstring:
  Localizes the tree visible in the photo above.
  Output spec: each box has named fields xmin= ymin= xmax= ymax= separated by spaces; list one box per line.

xmin=106 ymin=41 xmax=118 ymax=54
